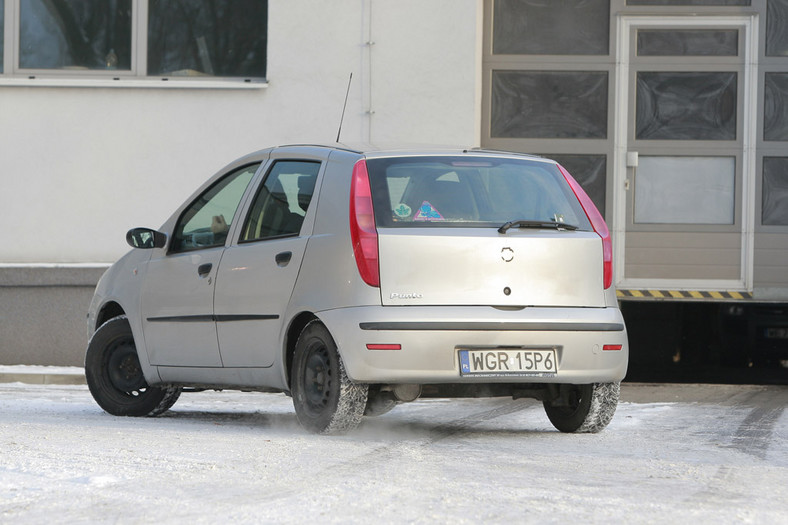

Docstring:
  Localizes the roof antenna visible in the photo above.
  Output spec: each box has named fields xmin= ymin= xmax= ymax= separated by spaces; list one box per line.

xmin=336 ymin=73 xmax=353 ymax=143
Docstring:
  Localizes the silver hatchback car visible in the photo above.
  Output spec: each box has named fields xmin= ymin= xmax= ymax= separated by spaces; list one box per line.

xmin=86 ymin=145 xmax=628 ymax=434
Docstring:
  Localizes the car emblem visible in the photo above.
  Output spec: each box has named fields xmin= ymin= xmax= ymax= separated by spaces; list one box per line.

xmin=501 ymin=247 xmax=514 ymax=262
xmin=390 ymin=292 xmax=424 ymax=300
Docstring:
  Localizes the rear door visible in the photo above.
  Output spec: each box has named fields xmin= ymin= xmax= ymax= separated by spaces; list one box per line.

xmin=213 ymin=155 xmax=324 ymax=367
xmin=367 ymin=155 xmax=606 ymax=308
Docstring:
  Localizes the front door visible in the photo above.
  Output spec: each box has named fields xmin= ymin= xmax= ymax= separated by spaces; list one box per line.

xmin=615 ymin=16 xmax=756 ymax=292
xmin=142 ymin=248 xmax=225 ymax=367
xmin=141 ymin=163 xmax=260 ymax=367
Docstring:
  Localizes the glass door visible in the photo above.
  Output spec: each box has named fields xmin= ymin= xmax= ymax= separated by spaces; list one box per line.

xmin=614 ymin=16 xmax=757 ymax=292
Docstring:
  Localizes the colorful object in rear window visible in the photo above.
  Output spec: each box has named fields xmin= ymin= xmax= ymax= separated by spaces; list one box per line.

xmin=414 ymin=201 xmax=444 ymax=221
xmin=394 ymin=203 xmax=412 ymax=219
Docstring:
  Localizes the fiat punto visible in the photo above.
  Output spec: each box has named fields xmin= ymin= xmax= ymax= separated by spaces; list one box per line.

xmin=85 ymin=145 xmax=628 ymax=434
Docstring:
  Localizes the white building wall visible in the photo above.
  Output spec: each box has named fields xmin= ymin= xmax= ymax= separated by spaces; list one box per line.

xmin=0 ymin=0 xmax=482 ymax=264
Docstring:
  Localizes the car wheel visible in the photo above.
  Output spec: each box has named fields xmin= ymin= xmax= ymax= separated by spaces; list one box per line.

xmin=85 ymin=316 xmax=181 ymax=417
xmin=543 ymin=382 xmax=620 ymax=433
xmin=364 ymin=385 xmax=399 ymax=417
xmin=291 ymin=321 xmax=368 ymax=434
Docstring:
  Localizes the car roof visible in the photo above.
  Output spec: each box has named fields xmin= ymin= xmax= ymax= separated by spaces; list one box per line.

xmin=272 ymin=143 xmax=552 ymax=163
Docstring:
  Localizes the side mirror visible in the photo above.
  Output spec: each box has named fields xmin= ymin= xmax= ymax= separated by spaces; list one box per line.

xmin=126 ymin=228 xmax=167 ymax=249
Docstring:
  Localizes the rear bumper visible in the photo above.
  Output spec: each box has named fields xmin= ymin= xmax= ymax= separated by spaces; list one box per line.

xmin=318 ymin=305 xmax=628 ymax=384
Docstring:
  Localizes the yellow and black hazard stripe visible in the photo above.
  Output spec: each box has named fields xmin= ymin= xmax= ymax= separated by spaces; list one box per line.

xmin=617 ymin=289 xmax=753 ymax=300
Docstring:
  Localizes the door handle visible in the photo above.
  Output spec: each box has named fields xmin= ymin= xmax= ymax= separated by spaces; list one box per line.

xmin=197 ymin=263 xmax=213 ymax=277
xmin=626 ymin=151 xmax=638 ymax=191
xmin=275 ymin=251 xmax=292 ymax=267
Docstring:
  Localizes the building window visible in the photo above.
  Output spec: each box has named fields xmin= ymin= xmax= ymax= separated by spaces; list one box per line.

xmin=491 ymin=71 xmax=608 ymax=139
xmin=763 ymin=158 xmax=788 ymax=226
xmin=765 ymin=73 xmax=788 ymax=141
xmin=19 ymin=0 xmax=132 ymax=71
xmin=634 ymin=156 xmax=735 ymax=225
xmin=627 ymin=0 xmax=750 ymax=5
xmin=492 ymin=0 xmax=610 ymax=56
xmin=0 ymin=0 xmax=4 ymax=73
xmin=147 ymin=0 xmax=267 ymax=78
xmin=767 ymin=0 xmax=788 ymax=56
xmin=2 ymin=0 xmax=267 ymax=81
xmin=543 ymin=154 xmax=607 ymax=217
xmin=637 ymin=29 xmax=738 ymax=57
xmin=636 ymin=72 xmax=737 ymax=141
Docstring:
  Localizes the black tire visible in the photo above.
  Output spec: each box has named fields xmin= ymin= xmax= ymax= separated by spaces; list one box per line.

xmin=364 ymin=385 xmax=399 ymax=417
xmin=543 ymin=382 xmax=620 ymax=433
xmin=291 ymin=321 xmax=368 ymax=434
xmin=85 ymin=316 xmax=181 ymax=417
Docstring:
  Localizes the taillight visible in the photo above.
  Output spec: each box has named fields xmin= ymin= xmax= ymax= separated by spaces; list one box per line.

xmin=558 ymin=164 xmax=613 ymax=290
xmin=349 ymin=159 xmax=380 ymax=287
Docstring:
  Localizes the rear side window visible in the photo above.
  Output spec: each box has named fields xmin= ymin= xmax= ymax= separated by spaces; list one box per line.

xmin=365 ymin=156 xmax=591 ymax=230
xmin=240 ymin=160 xmax=321 ymax=242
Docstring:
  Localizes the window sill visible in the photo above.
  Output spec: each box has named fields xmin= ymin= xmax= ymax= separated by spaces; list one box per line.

xmin=0 ymin=77 xmax=268 ymax=90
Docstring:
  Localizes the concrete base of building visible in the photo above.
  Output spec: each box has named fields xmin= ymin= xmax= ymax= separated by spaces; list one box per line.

xmin=0 ymin=266 xmax=105 ymax=367
xmin=0 ymin=365 xmax=86 ymax=385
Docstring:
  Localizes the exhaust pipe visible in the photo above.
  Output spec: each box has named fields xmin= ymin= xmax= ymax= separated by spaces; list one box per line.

xmin=391 ymin=384 xmax=422 ymax=402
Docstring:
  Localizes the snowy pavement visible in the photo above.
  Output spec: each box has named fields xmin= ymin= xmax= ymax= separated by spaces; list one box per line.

xmin=1 ymin=381 xmax=786 ymax=524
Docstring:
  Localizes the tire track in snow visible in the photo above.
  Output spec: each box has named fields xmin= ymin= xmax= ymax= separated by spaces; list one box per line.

xmin=413 ymin=398 xmax=534 ymax=443
xmin=718 ymin=387 xmax=786 ymax=460
xmin=686 ymin=394 xmax=786 ymax=507
xmin=256 ymin=398 xmax=533 ymax=503
xmin=730 ymin=405 xmax=785 ymax=460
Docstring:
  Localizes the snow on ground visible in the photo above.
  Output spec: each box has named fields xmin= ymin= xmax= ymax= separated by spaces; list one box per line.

xmin=0 ymin=366 xmax=83 ymax=376
xmin=0 ymin=382 xmax=786 ymax=524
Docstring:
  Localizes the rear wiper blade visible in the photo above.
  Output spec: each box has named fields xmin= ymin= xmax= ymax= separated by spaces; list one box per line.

xmin=497 ymin=220 xmax=578 ymax=234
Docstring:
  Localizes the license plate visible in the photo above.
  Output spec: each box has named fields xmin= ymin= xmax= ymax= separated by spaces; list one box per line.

xmin=458 ymin=348 xmax=557 ymax=377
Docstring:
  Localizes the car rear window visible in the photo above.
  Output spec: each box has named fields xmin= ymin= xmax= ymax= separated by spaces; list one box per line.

xmin=365 ymin=156 xmax=593 ymax=230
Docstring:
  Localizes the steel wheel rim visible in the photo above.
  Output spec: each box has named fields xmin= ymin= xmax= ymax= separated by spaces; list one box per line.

xmin=303 ymin=343 xmax=332 ymax=412
xmin=107 ymin=341 xmax=147 ymax=395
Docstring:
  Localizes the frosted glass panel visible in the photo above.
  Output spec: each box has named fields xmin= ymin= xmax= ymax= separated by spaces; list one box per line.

xmin=764 ymin=73 xmax=788 ymax=141
xmin=628 ymin=0 xmax=749 ymax=4
xmin=0 ymin=1 xmax=3 ymax=73
xmin=635 ymin=157 xmax=735 ymax=224
xmin=491 ymin=71 xmax=608 ymax=139
xmin=546 ymin=154 xmax=607 ymax=215
xmin=763 ymin=157 xmax=788 ymax=225
xmin=637 ymin=30 xmax=738 ymax=56
xmin=766 ymin=0 xmax=788 ymax=57
xmin=636 ymin=72 xmax=737 ymax=140
xmin=493 ymin=0 xmax=609 ymax=55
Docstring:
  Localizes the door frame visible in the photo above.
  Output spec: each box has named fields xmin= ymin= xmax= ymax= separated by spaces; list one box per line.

xmin=612 ymin=14 xmax=758 ymax=292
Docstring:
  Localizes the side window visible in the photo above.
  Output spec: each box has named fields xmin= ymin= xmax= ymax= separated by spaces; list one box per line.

xmin=241 ymin=160 xmax=321 ymax=242
xmin=171 ymin=163 xmax=260 ymax=253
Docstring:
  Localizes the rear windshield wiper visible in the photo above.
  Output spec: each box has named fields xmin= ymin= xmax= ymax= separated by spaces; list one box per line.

xmin=498 ymin=220 xmax=578 ymax=234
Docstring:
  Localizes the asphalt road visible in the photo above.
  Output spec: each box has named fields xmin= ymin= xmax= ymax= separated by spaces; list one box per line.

xmin=1 ymin=381 xmax=786 ymax=524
